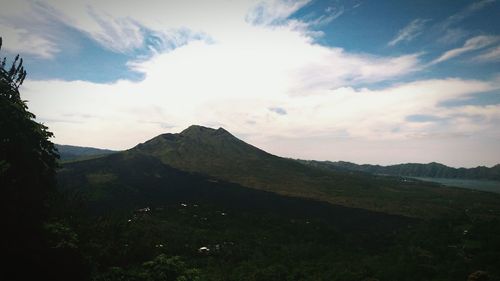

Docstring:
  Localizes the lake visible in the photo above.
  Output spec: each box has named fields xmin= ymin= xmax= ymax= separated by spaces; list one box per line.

xmin=411 ymin=177 xmax=500 ymax=194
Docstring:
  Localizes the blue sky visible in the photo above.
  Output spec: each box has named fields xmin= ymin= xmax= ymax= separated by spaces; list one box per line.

xmin=1 ymin=0 xmax=499 ymax=167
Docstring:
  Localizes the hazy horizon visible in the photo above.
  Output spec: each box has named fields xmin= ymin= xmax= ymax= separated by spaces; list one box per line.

xmin=54 ymin=124 xmax=498 ymax=169
xmin=1 ymin=0 xmax=499 ymax=167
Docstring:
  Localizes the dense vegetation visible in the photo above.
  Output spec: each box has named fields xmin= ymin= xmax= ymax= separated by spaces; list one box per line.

xmin=0 ymin=38 xmax=89 ymax=281
xmin=56 ymin=152 xmax=500 ymax=280
xmin=60 ymin=197 xmax=500 ymax=281
xmin=55 ymin=136 xmax=500 ymax=280
xmin=299 ymin=160 xmax=500 ymax=181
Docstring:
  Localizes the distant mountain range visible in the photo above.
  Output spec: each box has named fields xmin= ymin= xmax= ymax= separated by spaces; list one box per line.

xmin=57 ymin=125 xmax=500 ymax=218
xmin=57 ymin=134 xmax=500 ymax=181
xmin=298 ymin=160 xmax=500 ymax=181
xmin=55 ymin=144 xmax=116 ymax=161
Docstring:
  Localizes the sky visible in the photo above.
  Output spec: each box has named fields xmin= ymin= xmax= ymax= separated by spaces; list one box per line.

xmin=1 ymin=0 xmax=499 ymax=168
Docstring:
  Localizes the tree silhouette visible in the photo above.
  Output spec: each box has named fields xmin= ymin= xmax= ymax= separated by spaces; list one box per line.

xmin=0 ymin=36 xmax=60 ymax=280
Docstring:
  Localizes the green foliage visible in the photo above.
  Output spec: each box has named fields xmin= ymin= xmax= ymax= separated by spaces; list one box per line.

xmin=1 ymin=37 xmax=58 ymax=227
xmin=44 ymin=222 xmax=80 ymax=249
xmin=0 ymin=37 xmax=90 ymax=281
xmin=1 ymin=36 xmax=56 ymax=268
xmin=94 ymin=267 xmax=131 ymax=281
xmin=61 ymin=201 xmax=500 ymax=281
xmin=140 ymin=255 xmax=201 ymax=281
xmin=0 ymin=37 xmax=27 ymax=92
xmin=94 ymin=255 xmax=202 ymax=281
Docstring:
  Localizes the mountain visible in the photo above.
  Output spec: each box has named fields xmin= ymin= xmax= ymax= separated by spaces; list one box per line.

xmin=299 ymin=160 xmax=500 ymax=181
xmin=54 ymin=143 xmax=466 ymax=281
xmin=131 ymin=125 xmax=364 ymax=198
xmin=55 ymin=144 xmax=116 ymax=161
xmin=57 ymin=125 xmax=500 ymax=218
xmin=54 ymin=125 xmax=500 ymax=280
xmin=57 ymin=151 xmax=411 ymax=229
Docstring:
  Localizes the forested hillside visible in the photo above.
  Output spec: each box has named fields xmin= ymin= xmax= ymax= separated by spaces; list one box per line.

xmin=299 ymin=160 xmax=500 ymax=181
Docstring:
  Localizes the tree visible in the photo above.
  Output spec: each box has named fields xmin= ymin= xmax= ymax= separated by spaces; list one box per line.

xmin=140 ymin=255 xmax=201 ymax=281
xmin=0 ymin=37 xmax=60 ymax=280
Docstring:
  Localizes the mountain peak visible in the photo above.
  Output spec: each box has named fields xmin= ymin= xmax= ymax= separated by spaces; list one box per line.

xmin=215 ymin=127 xmax=231 ymax=135
xmin=180 ymin=125 xmax=234 ymax=138
xmin=180 ymin=125 xmax=213 ymax=134
xmin=135 ymin=123 xmax=272 ymax=168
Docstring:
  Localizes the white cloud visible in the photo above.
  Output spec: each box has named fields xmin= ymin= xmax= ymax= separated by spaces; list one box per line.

xmin=388 ymin=18 xmax=430 ymax=47
xmin=18 ymin=48 xmax=498 ymax=166
xmin=5 ymin=0 xmax=499 ymax=167
xmin=84 ymin=7 xmax=145 ymax=53
xmin=309 ymin=5 xmax=345 ymax=27
xmin=431 ymin=0 xmax=495 ymax=46
xmin=0 ymin=0 xmax=251 ymax=55
xmin=0 ymin=1 xmax=60 ymax=58
xmin=431 ymin=35 xmax=500 ymax=64
xmin=292 ymin=51 xmax=421 ymax=95
xmin=47 ymin=1 xmax=224 ymax=54
xmin=41 ymin=0 xmax=309 ymax=53
xmin=232 ymin=78 xmax=497 ymax=140
xmin=436 ymin=28 xmax=469 ymax=45
xmin=474 ymin=45 xmax=500 ymax=62
xmin=246 ymin=0 xmax=311 ymax=25
xmin=0 ymin=24 xmax=58 ymax=58
xmin=441 ymin=0 xmax=496 ymax=29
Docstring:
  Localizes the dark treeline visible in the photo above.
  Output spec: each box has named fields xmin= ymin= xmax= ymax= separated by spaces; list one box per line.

xmin=1 ymin=37 xmax=88 ymax=281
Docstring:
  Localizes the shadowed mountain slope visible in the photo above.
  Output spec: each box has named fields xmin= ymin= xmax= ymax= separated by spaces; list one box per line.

xmin=57 ymin=152 xmax=411 ymax=231
xmin=56 ymin=125 xmax=500 ymax=218
xmin=57 ymin=150 xmax=500 ymax=281
xmin=131 ymin=125 xmax=364 ymax=199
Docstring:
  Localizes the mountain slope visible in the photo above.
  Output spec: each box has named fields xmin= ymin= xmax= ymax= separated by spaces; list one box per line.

xmin=57 ymin=150 xmax=500 ymax=281
xmin=115 ymin=125 xmax=500 ymax=218
xmin=131 ymin=125 xmax=356 ymax=198
xmin=299 ymin=160 xmax=500 ymax=181
xmin=55 ymin=126 xmax=500 ymax=280
xmin=57 ymin=152 xmax=410 ymax=229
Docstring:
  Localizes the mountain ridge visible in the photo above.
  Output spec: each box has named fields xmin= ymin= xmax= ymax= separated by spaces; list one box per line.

xmin=55 ymin=144 xmax=116 ymax=161
xmin=57 ymin=125 xmax=500 ymax=218
xmin=299 ymin=160 xmax=500 ymax=181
